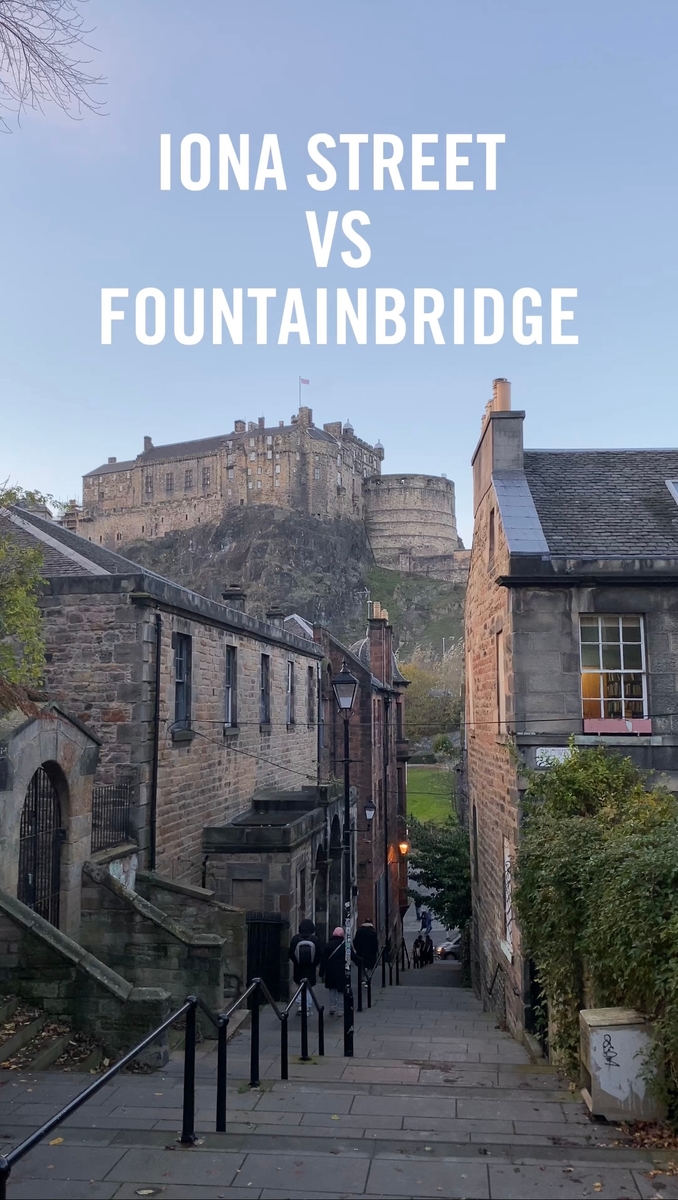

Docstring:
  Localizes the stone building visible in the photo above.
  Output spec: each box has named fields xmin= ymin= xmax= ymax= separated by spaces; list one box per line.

xmin=3 ymin=505 xmax=400 ymax=997
xmin=464 ymin=378 xmax=678 ymax=1041
xmin=66 ymin=403 xmax=469 ymax=584
xmin=285 ymin=602 xmax=410 ymax=951
xmin=74 ymin=406 xmax=384 ymax=547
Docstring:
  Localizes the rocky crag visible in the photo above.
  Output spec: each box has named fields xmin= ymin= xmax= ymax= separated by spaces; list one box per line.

xmin=123 ymin=506 xmax=464 ymax=660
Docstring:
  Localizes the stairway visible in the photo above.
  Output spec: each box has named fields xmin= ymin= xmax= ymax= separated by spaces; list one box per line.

xmin=2 ymin=976 xmax=675 ymax=1197
xmin=0 ymin=996 xmax=104 ymax=1075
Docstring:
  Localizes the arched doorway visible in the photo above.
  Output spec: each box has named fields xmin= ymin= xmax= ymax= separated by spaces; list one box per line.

xmin=18 ymin=767 xmax=63 ymax=927
xmin=314 ymin=845 xmax=328 ymax=940
xmin=328 ymin=814 xmax=343 ymax=932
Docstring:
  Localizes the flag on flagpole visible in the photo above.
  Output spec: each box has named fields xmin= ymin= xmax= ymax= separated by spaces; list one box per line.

xmin=300 ymin=378 xmax=309 ymax=385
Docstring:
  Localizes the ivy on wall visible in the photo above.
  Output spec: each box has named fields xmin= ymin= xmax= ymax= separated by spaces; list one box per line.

xmin=514 ymin=743 xmax=678 ymax=1106
xmin=0 ymin=487 xmax=46 ymax=685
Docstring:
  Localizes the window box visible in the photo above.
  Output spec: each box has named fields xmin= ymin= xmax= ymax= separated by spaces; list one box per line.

xmin=583 ymin=718 xmax=652 ymax=735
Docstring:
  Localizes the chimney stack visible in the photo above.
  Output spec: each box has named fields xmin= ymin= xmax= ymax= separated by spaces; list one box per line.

xmin=143 ymin=436 xmax=153 ymax=452
xmin=222 ymin=584 xmax=247 ymax=612
xmin=108 ymin=456 xmax=117 ymax=464
xmin=258 ymin=416 xmax=265 ymax=428
xmin=234 ymin=420 xmax=246 ymax=433
xmin=367 ymin=600 xmax=393 ymax=686
xmin=266 ymin=606 xmax=285 ymax=628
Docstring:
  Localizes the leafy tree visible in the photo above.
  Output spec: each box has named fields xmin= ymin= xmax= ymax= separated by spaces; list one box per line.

xmin=0 ymin=485 xmax=46 ymax=684
xmin=514 ymin=743 xmax=678 ymax=1097
xmin=408 ymin=815 xmax=472 ymax=931
xmin=399 ymin=644 xmax=463 ymax=740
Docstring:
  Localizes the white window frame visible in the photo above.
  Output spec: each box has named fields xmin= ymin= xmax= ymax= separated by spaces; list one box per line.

xmin=286 ymin=661 xmax=296 ymax=725
xmin=500 ymin=835 xmax=513 ymax=962
xmin=579 ymin=614 xmax=648 ymax=723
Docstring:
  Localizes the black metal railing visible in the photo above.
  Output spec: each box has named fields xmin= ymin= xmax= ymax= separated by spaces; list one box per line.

xmin=91 ymin=783 xmax=133 ymax=853
xmin=0 ymin=976 xmax=324 ymax=1199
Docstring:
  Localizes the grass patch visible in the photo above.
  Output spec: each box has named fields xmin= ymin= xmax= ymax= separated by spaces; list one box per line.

xmin=407 ymin=766 xmax=454 ymax=824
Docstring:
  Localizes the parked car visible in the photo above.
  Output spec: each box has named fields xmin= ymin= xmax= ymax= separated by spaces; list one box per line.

xmin=437 ymin=933 xmax=461 ymax=961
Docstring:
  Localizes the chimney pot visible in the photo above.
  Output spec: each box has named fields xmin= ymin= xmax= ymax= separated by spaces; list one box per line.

xmin=492 ymin=378 xmax=511 ymax=411
xmin=222 ymin=584 xmax=247 ymax=613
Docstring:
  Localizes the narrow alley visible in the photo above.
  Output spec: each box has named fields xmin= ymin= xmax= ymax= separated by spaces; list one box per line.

xmin=1 ymin=945 xmax=673 ymax=1199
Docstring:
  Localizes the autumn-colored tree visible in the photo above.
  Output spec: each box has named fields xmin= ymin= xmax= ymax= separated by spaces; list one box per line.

xmin=0 ymin=486 xmax=46 ymax=684
xmin=399 ymin=643 xmax=463 ymax=740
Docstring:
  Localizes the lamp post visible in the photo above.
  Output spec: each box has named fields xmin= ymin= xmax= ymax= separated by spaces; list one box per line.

xmin=332 ymin=659 xmax=358 ymax=1058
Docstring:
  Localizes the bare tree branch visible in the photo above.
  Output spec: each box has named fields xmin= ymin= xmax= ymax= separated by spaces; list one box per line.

xmin=0 ymin=0 xmax=104 ymax=128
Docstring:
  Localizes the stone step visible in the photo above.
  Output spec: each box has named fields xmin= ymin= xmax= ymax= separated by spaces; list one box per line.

xmin=0 ymin=1013 xmax=45 ymax=1062
xmin=27 ymin=1032 xmax=74 ymax=1071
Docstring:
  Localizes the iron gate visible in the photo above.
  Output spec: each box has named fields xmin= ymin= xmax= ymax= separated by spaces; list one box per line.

xmin=18 ymin=767 xmax=63 ymax=927
xmin=246 ymin=912 xmax=287 ymax=1001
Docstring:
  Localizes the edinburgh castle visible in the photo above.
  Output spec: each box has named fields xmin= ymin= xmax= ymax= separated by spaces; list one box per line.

xmin=70 ymin=404 xmax=470 ymax=585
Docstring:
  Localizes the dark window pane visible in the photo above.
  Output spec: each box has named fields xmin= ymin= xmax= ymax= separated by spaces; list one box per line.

xmin=622 ymin=618 xmax=642 ymax=642
xmin=601 ymin=644 xmax=622 ymax=670
xmin=580 ymin=618 xmax=599 ymax=641
xmin=622 ymin=643 xmax=642 ymax=670
xmin=581 ymin=645 xmax=600 ymax=669
xmin=601 ymin=620 xmax=620 ymax=643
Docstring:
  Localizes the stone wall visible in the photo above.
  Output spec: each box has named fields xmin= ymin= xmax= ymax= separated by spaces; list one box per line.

xmin=0 ymin=892 xmax=170 ymax=1064
xmin=40 ymin=577 xmax=321 ymax=885
xmin=464 ymin=475 xmax=524 ymax=1035
xmin=80 ymin=863 xmax=244 ymax=1022
xmin=364 ymin=475 xmax=463 ymax=573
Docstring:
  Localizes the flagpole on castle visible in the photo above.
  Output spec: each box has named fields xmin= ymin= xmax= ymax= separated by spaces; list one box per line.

xmin=299 ymin=376 xmax=309 ymax=408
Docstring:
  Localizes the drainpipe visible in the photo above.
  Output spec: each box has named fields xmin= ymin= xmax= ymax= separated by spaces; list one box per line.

xmin=149 ymin=611 xmax=162 ymax=871
xmin=383 ymin=693 xmax=391 ymax=957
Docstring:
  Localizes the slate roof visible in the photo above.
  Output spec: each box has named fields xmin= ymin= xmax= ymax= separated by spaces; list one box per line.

xmin=0 ymin=507 xmax=322 ymax=654
xmin=84 ymin=459 xmax=135 ymax=478
xmin=522 ymin=450 xmax=678 ymax=557
xmin=84 ymin=423 xmax=343 ymax=478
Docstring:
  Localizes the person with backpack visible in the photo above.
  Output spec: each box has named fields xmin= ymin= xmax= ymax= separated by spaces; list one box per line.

xmin=319 ymin=927 xmax=359 ymax=1015
xmin=288 ymin=918 xmax=323 ymax=1014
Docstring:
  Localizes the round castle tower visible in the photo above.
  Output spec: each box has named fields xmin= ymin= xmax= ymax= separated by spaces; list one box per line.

xmin=363 ymin=474 xmax=461 ymax=572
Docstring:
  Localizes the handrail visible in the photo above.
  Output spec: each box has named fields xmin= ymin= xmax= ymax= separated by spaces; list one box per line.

xmin=0 ymin=997 xmax=193 ymax=1199
xmin=0 ymin=975 xmax=327 ymax=1199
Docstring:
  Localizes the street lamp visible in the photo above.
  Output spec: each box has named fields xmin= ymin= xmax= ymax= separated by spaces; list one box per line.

xmin=364 ymin=802 xmax=376 ymax=823
xmin=332 ymin=659 xmax=358 ymax=1058
xmin=398 ymin=838 xmax=410 ymax=857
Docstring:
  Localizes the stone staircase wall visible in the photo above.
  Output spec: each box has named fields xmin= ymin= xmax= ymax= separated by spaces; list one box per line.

xmin=0 ymin=891 xmax=170 ymax=1065
xmin=81 ymin=863 xmax=245 ymax=1028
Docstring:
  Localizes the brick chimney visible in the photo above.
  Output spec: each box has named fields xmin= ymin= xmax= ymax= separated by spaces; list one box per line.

xmin=222 ymin=584 xmax=246 ymax=612
xmin=471 ymin=378 xmax=524 ymax=516
xmin=143 ymin=436 xmax=153 ymax=452
xmin=367 ymin=601 xmax=393 ymax=687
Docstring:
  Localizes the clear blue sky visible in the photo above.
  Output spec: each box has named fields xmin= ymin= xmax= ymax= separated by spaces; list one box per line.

xmin=2 ymin=0 xmax=677 ymax=544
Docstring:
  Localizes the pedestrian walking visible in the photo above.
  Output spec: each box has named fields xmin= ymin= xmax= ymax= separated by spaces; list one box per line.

xmin=353 ymin=919 xmax=379 ymax=972
xmin=288 ymin=918 xmax=323 ymax=1014
xmin=424 ymin=933 xmax=434 ymax=964
xmin=422 ymin=909 xmax=433 ymax=934
xmin=412 ymin=934 xmax=424 ymax=969
xmin=319 ymin=927 xmax=359 ymax=1014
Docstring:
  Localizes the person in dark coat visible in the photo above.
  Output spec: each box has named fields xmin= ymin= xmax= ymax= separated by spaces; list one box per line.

xmin=319 ymin=927 xmax=359 ymax=1015
xmin=353 ymin=920 xmax=379 ymax=972
xmin=288 ymin=918 xmax=323 ymax=1013
xmin=424 ymin=933 xmax=434 ymax=965
xmin=412 ymin=934 xmax=424 ymax=968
